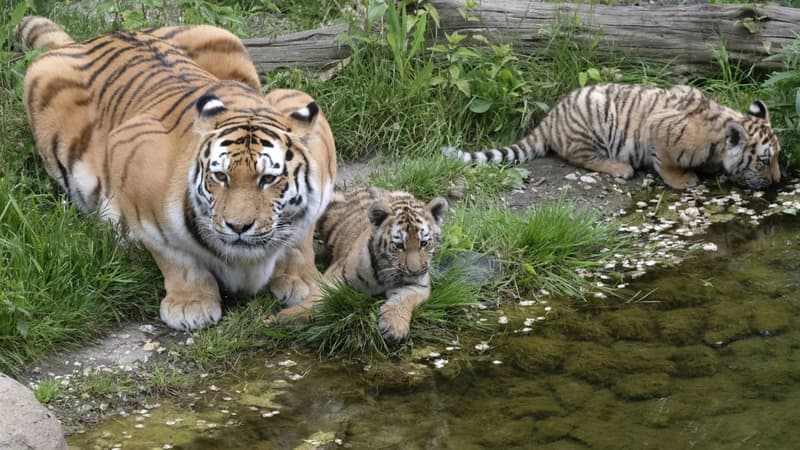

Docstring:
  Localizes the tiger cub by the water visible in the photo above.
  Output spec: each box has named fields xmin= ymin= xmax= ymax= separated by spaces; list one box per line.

xmin=314 ymin=187 xmax=448 ymax=343
xmin=444 ymin=83 xmax=781 ymax=190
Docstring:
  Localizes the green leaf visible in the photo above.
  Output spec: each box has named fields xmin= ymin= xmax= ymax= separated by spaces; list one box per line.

xmin=586 ymin=67 xmax=601 ymax=81
xmin=469 ymin=98 xmax=492 ymax=114
xmin=448 ymin=64 xmax=461 ymax=80
xmin=423 ymin=3 xmax=440 ymax=29
xmin=446 ymin=32 xmax=467 ymax=45
xmin=455 ymin=78 xmax=471 ymax=97
xmin=762 ymin=70 xmax=800 ymax=87
xmin=578 ymin=71 xmax=588 ymax=87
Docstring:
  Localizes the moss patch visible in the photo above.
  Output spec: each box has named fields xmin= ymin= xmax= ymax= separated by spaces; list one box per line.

xmin=612 ymin=373 xmax=671 ymax=400
xmin=658 ymin=308 xmax=706 ymax=345
xmin=671 ymin=345 xmax=719 ymax=377
xmin=600 ymin=307 xmax=657 ymax=341
xmin=499 ymin=335 xmax=566 ymax=373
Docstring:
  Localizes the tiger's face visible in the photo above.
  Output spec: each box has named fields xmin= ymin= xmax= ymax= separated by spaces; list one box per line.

xmin=723 ymin=101 xmax=781 ymax=190
xmin=368 ymin=197 xmax=449 ymax=284
xmin=189 ymin=94 xmax=320 ymax=258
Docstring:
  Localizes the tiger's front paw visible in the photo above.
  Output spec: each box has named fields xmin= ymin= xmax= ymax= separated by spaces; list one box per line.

xmin=663 ymin=172 xmax=699 ymax=190
xmin=269 ymin=275 xmax=316 ymax=307
xmin=160 ymin=293 xmax=221 ymax=330
xmin=379 ymin=303 xmax=412 ymax=345
xmin=268 ymin=304 xmax=313 ymax=325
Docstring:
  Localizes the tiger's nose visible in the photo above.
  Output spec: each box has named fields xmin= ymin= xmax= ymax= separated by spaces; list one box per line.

xmin=225 ymin=220 xmax=254 ymax=234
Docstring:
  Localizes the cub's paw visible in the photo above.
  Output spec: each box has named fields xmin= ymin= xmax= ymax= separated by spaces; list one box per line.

xmin=268 ymin=304 xmax=313 ymax=325
xmin=665 ymin=172 xmax=700 ymax=190
xmin=160 ymin=294 xmax=221 ymax=330
xmin=613 ymin=166 xmax=635 ymax=179
xmin=378 ymin=303 xmax=411 ymax=345
xmin=269 ymin=275 xmax=313 ymax=307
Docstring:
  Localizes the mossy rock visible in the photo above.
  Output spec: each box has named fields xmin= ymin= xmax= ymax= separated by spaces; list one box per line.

xmin=564 ymin=343 xmax=622 ymax=384
xmin=600 ymin=307 xmax=656 ymax=341
xmin=534 ymin=417 xmax=578 ymax=443
xmin=569 ymin=418 xmax=667 ymax=450
xmin=751 ymin=301 xmax=793 ymax=336
xmin=658 ymin=307 xmax=706 ymax=345
xmin=671 ymin=345 xmax=719 ymax=377
xmin=646 ymin=275 xmax=713 ymax=308
xmin=548 ymin=376 xmax=595 ymax=411
xmin=535 ymin=440 xmax=591 ymax=450
xmin=505 ymin=394 xmax=565 ymax=419
xmin=703 ymin=300 xmax=754 ymax=346
xmin=361 ymin=361 xmax=431 ymax=392
xmin=557 ymin=311 xmax=612 ymax=342
xmin=726 ymin=336 xmax=767 ymax=357
xmin=475 ymin=415 xmax=538 ymax=449
xmin=610 ymin=342 xmax=676 ymax=375
xmin=612 ymin=373 xmax=671 ymax=400
xmin=499 ymin=335 xmax=566 ymax=373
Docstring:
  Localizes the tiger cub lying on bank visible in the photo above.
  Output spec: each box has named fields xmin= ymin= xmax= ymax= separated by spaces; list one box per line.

xmin=444 ymin=83 xmax=781 ymax=190
xmin=311 ymin=187 xmax=448 ymax=343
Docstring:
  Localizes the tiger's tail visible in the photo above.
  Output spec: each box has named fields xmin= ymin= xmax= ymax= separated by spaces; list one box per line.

xmin=16 ymin=16 xmax=75 ymax=51
xmin=442 ymin=127 xmax=548 ymax=165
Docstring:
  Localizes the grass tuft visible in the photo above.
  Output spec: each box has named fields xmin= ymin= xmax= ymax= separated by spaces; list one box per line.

xmin=33 ymin=378 xmax=60 ymax=404
xmin=301 ymin=262 xmax=485 ymax=358
xmin=444 ymin=202 xmax=631 ymax=299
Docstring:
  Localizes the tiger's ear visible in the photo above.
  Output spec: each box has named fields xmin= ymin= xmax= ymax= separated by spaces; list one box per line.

xmin=288 ymin=101 xmax=320 ymax=136
xmin=725 ymin=121 xmax=747 ymax=155
xmin=747 ymin=100 xmax=769 ymax=121
xmin=427 ymin=197 xmax=449 ymax=225
xmin=194 ymin=94 xmax=226 ymax=133
xmin=368 ymin=202 xmax=391 ymax=227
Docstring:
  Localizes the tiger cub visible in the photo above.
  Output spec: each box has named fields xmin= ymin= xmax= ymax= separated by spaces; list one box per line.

xmin=444 ymin=83 xmax=781 ymax=190
xmin=18 ymin=17 xmax=336 ymax=330
xmin=314 ymin=187 xmax=448 ymax=343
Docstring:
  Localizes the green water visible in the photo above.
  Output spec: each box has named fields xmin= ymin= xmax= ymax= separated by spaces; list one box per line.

xmin=69 ymin=214 xmax=800 ymax=450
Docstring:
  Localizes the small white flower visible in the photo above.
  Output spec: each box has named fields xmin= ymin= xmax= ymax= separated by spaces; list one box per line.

xmin=702 ymin=243 xmax=718 ymax=251
xmin=497 ymin=316 xmax=509 ymax=325
xmin=474 ymin=342 xmax=491 ymax=352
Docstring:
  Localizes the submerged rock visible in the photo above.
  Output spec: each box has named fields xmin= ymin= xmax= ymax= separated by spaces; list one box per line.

xmin=0 ymin=373 xmax=67 ymax=450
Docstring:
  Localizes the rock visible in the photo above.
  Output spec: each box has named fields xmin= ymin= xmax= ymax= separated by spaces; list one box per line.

xmin=0 ymin=373 xmax=67 ymax=450
xmin=579 ymin=175 xmax=597 ymax=184
xmin=564 ymin=173 xmax=578 ymax=181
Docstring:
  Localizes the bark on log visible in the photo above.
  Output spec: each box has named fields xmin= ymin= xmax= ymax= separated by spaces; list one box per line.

xmin=242 ymin=23 xmax=351 ymax=73
xmin=425 ymin=0 xmax=800 ymax=74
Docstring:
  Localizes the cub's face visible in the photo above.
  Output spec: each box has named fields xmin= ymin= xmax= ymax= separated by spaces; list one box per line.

xmin=368 ymin=196 xmax=449 ymax=282
xmin=189 ymin=94 xmax=320 ymax=256
xmin=723 ymin=101 xmax=781 ymax=190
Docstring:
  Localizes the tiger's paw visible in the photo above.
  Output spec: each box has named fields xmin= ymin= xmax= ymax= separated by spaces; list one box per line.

xmin=268 ymin=304 xmax=313 ymax=325
xmin=379 ymin=303 xmax=411 ymax=345
xmin=662 ymin=172 xmax=699 ymax=190
xmin=269 ymin=274 xmax=313 ymax=307
xmin=160 ymin=294 xmax=221 ymax=330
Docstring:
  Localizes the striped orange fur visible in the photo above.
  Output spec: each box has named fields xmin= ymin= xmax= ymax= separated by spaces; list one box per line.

xmin=445 ymin=83 xmax=781 ymax=190
xmin=19 ymin=16 xmax=337 ymax=330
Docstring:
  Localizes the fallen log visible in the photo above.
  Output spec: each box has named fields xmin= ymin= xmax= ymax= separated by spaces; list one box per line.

xmin=242 ymin=23 xmax=351 ymax=73
xmin=425 ymin=0 xmax=800 ymax=74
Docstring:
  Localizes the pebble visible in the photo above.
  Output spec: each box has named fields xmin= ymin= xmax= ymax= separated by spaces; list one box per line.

xmin=580 ymin=175 xmax=597 ymax=184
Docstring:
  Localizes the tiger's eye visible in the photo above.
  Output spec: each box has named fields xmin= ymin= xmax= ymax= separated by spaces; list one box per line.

xmin=259 ymin=174 xmax=277 ymax=188
xmin=393 ymin=242 xmax=405 ymax=251
xmin=212 ymin=171 xmax=228 ymax=184
xmin=420 ymin=240 xmax=429 ymax=248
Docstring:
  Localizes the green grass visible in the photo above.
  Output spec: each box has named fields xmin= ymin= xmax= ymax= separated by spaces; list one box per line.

xmin=369 ymin=152 xmax=527 ymax=203
xmin=301 ymin=263 xmax=485 ymax=358
xmin=443 ymin=203 xmax=631 ymax=299
xmin=0 ymin=180 xmax=161 ymax=375
xmin=33 ymin=378 xmax=60 ymax=404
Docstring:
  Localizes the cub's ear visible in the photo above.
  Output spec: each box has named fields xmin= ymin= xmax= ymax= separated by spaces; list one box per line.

xmin=725 ymin=121 xmax=747 ymax=155
xmin=194 ymin=94 xmax=226 ymax=133
xmin=427 ymin=197 xmax=449 ymax=225
xmin=368 ymin=202 xmax=391 ymax=227
xmin=747 ymin=100 xmax=769 ymax=121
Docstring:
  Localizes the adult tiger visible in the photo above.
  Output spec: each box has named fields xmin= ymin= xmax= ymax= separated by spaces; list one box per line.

xmin=18 ymin=16 xmax=336 ymax=330
xmin=444 ymin=83 xmax=781 ymax=190
xmin=312 ymin=187 xmax=448 ymax=343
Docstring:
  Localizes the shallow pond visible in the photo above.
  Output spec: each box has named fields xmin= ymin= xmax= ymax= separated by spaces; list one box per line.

xmin=69 ymin=213 xmax=799 ymax=450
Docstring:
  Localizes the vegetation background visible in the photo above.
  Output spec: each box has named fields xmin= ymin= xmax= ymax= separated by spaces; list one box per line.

xmin=1 ymin=0 xmax=798 ymax=379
